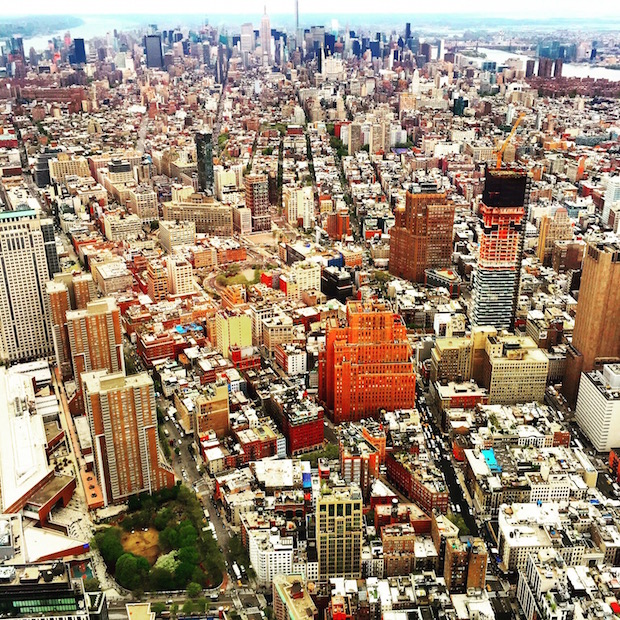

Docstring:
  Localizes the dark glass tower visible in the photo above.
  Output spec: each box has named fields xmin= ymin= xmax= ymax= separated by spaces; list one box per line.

xmin=145 ymin=34 xmax=164 ymax=68
xmin=195 ymin=131 xmax=214 ymax=195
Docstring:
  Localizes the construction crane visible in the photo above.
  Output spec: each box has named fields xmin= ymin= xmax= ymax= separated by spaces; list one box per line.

xmin=495 ymin=112 xmax=526 ymax=169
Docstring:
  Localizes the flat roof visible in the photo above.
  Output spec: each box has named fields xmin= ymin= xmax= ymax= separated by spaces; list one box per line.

xmin=0 ymin=369 xmax=51 ymax=512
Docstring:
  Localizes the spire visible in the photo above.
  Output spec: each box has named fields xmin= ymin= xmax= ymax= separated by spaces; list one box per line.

xmin=264 ymin=4 xmax=267 ymax=14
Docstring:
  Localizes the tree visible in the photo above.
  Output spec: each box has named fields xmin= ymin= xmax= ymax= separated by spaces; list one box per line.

xmin=115 ymin=553 xmax=140 ymax=590
xmin=151 ymin=602 xmax=166 ymax=616
xmin=149 ymin=567 xmax=174 ymax=591
xmin=186 ymin=582 xmax=202 ymax=599
xmin=94 ymin=527 xmax=124 ymax=570
xmin=181 ymin=600 xmax=195 ymax=615
xmin=83 ymin=577 xmax=100 ymax=592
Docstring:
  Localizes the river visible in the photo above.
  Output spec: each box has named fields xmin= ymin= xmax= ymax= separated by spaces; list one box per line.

xmin=477 ymin=47 xmax=620 ymax=81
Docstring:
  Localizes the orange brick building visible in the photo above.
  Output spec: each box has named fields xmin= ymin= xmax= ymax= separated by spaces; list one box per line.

xmin=319 ymin=300 xmax=417 ymax=423
xmin=82 ymin=370 xmax=175 ymax=505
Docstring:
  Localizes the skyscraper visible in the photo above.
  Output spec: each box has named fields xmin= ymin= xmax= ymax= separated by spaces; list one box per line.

xmin=471 ymin=169 xmax=528 ymax=331
xmin=316 ymin=483 xmax=363 ymax=579
xmin=389 ymin=182 xmax=455 ymax=283
xmin=0 ymin=209 xmax=52 ymax=363
xmin=602 ymin=176 xmax=620 ymax=226
xmin=240 ymin=22 xmax=254 ymax=54
xmin=72 ymin=38 xmax=86 ymax=64
xmin=564 ymin=239 xmax=620 ymax=405
xmin=245 ymin=174 xmax=271 ymax=232
xmin=82 ymin=370 xmax=175 ymax=505
xmin=66 ymin=298 xmax=124 ymax=415
xmin=260 ymin=5 xmax=271 ymax=63
xmin=145 ymin=34 xmax=164 ymax=69
xmin=318 ymin=300 xmax=417 ymax=423
xmin=195 ymin=131 xmax=214 ymax=194
xmin=41 ymin=218 xmax=60 ymax=276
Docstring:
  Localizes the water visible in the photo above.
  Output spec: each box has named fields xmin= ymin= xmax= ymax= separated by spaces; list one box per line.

xmin=478 ymin=47 xmax=620 ymax=82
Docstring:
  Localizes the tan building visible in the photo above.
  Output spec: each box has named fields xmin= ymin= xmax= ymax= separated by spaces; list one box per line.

xmin=128 ymin=185 xmax=158 ymax=222
xmin=482 ymin=335 xmax=549 ymax=404
xmin=49 ymin=154 xmax=91 ymax=184
xmin=537 ymin=207 xmax=573 ymax=266
xmin=93 ymin=260 xmax=134 ymax=294
xmin=430 ymin=337 xmax=473 ymax=383
xmin=82 ymin=370 xmax=175 ymax=505
xmin=316 ymin=484 xmax=363 ymax=579
xmin=273 ymin=574 xmax=318 ymax=620
xmin=162 ymin=186 xmax=232 ymax=236
xmin=146 ymin=259 xmax=168 ymax=302
xmin=103 ymin=212 xmax=142 ymax=241
xmin=195 ymin=382 xmax=230 ymax=438
xmin=159 ymin=220 xmax=196 ymax=253
xmin=564 ymin=239 xmax=620 ymax=405
xmin=167 ymin=255 xmax=194 ymax=296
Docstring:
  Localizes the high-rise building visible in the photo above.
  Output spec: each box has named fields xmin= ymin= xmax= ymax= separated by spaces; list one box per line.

xmin=260 ymin=6 xmax=272 ymax=63
xmin=347 ymin=122 xmax=362 ymax=155
xmin=553 ymin=57 xmax=563 ymax=78
xmin=146 ymin=258 xmax=168 ymax=302
xmin=82 ymin=370 xmax=175 ymax=505
xmin=389 ymin=183 xmax=455 ymax=283
xmin=240 ymin=23 xmax=254 ymax=54
xmin=564 ymin=239 xmax=620 ymax=405
xmin=195 ymin=131 xmax=214 ymax=195
xmin=245 ymin=174 xmax=271 ymax=232
xmin=537 ymin=207 xmax=573 ymax=266
xmin=66 ymin=298 xmax=124 ymax=415
xmin=471 ymin=169 xmax=528 ymax=331
xmin=145 ymin=34 xmax=164 ymax=68
xmin=319 ymin=300 xmax=417 ymax=423
xmin=316 ymin=484 xmax=363 ymax=579
xmin=602 ymin=177 xmax=620 ymax=226
xmin=537 ymin=57 xmax=553 ymax=78
xmin=525 ymin=59 xmax=536 ymax=77
xmin=575 ymin=364 xmax=620 ymax=452
xmin=72 ymin=38 xmax=86 ymax=64
xmin=40 ymin=217 xmax=60 ymax=277
xmin=167 ymin=255 xmax=194 ymax=296
xmin=0 ymin=209 xmax=52 ymax=363
xmin=47 ymin=272 xmax=96 ymax=380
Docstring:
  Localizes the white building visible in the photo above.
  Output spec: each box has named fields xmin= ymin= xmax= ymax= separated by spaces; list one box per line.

xmin=283 ymin=186 xmax=315 ymax=230
xmin=103 ymin=212 xmax=142 ymax=241
xmin=603 ymin=176 xmax=620 ymax=226
xmin=248 ymin=529 xmax=293 ymax=587
xmin=575 ymin=364 xmax=620 ymax=452
xmin=0 ymin=210 xmax=52 ymax=362
xmin=159 ymin=220 xmax=196 ymax=253
xmin=167 ymin=255 xmax=195 ymax=295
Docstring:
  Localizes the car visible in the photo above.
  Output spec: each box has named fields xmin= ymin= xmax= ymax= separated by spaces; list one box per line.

xmin=177 ymin=439 xmax=182 ymax=446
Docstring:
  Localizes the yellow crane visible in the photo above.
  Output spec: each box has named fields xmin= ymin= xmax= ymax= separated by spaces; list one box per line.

xmin=495 ymin=112 xmax=526 ymax=169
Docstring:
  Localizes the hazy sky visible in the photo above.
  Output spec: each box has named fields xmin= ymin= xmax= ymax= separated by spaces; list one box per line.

xmin=3 ymin=0 xmax=620 ymax=18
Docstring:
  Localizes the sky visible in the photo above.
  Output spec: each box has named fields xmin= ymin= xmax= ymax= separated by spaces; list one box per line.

xmin=2 ymin=0 xmax=620 ymax=19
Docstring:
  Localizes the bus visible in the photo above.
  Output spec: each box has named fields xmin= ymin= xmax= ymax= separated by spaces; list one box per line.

xmin=232 ymin=562 xmax=242 ymax=581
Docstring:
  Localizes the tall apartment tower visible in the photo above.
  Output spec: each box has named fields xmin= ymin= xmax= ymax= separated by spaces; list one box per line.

xmin=471 ymin=169 xmax=528 ymax=331
xmin=41 ymin=218 xmax=61 ymax=276
xmin=47 ymin=272 xmax=96 ymax=379
xmin=240 ymin=23 xmax=254 ymax=54
xmin=389 ymin=183 xmax=455 ymax=283
xmin=316 ymin=484 xmax=363 ymax=579
xmin=82 ymin=370 xmax=175 ymax=505
xmin=245 ymin=174 xmax=271 ymax=232
xmin=318 ymin=300 xmax=417 ymax=423
xmin=67 ymin=298 xmax=124 ymax=415
xmin=145 ymin=34 xmax=164 ymax=68
xmin=195 ymin=131 xmax=214 ymax=195
xmin=0 ymin=209 xmax=52 ymax=363
xmin=564 ymin=239 xmax=620 ymax=405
